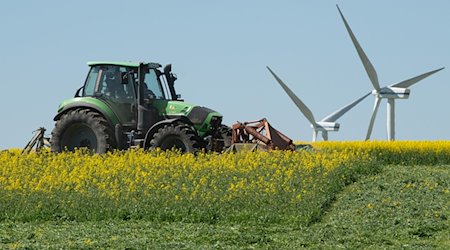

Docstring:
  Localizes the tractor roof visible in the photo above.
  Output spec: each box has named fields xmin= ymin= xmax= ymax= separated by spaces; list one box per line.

xmin=87 ymin=61 xmax=161 ymax=68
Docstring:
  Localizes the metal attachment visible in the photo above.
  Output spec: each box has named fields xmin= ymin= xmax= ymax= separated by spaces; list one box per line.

xmin=230 ymin=118 xmax=296 ymax=151
xmin=22 ymin=127 xmax=50 ymax=153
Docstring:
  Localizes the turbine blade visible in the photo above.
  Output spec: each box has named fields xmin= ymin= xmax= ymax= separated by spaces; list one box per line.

xmin=321 ymin=92 xmax=371 ymax=122
xmin=366 ymin=97 xmax=381 ymax=140
xmin=337 ymin=5 xmax=380 ymax=91
xmin=267 ymin=66 xmax=317 ymax=126
xmin=322 ymin=131 xmax=329 ymax=141
xmin=390 ymin=67 xmax=445 ymax=88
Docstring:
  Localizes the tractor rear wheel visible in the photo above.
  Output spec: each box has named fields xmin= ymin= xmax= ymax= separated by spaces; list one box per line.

xmin=149 ymin=123 xmax=200 ymax=153
xmin=51 ymin=109 xmax=115 ymax=153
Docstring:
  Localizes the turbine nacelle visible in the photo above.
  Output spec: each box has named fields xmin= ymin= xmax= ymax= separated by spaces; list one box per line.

xmin=373 ymin=87 xmax=410 ymax=99
xmin=313 ymin=122 xmax=340 ymax=132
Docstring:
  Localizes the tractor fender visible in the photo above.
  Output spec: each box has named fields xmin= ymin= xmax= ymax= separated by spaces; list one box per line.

xmin=53 ymin=102 xmax=120 ymax=127
xmin=143 ymin=117 xmax=195 ymax=149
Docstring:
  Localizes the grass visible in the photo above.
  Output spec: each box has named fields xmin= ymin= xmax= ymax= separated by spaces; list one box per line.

xmin=275 ymin=164 xmax=450 ymax=249
xmin=1 ymin=164 xmax=448 ymax=249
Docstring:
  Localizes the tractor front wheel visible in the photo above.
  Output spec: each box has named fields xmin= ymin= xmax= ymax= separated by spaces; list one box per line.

xmin=51 ymin=109 xmax=115 ymax=153
xmin=149 ymin=123 xmax=200 ymax=153
xmin=219 ymin=125 xmax=232 ymax=149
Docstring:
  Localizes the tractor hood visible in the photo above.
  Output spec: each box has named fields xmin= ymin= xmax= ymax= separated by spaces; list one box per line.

xmin=153 ymin=100 xmax=223 ymax=134
xmin=153 ymin=100 xmax=222 ymax=123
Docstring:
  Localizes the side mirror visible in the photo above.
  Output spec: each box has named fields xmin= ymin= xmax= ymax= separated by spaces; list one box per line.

xmin=164 ymin=64 xmax=177 ymax=83
xmin=163 ymin=64 xmax=172 ymax=75
xmin=74 ymin=86 xmax=83 ymax=97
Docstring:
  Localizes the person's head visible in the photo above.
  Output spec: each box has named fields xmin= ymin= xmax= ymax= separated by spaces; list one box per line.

xmin=103 ymin=72 xmax=119 ymax=96
xmin=105 ymin=72 xmax=119 ymax=84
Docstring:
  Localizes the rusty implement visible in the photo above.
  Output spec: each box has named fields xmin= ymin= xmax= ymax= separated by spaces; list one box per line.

xmin=228 ymin=118 xmax=296 ymax=152
xmin=22 ymin=127 xmax=50 ymax=154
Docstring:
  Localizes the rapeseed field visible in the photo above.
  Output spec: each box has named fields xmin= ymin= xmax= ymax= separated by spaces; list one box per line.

xmin=0 ymin=141 xmax=448 ymax=225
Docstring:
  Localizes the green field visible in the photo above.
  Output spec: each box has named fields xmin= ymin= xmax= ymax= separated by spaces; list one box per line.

xmin=1 ymin=163 xmax=448 ymax=249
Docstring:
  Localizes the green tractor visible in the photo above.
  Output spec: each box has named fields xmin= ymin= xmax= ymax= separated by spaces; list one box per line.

xmin=50 ymin=61 xmax=231 ymax=153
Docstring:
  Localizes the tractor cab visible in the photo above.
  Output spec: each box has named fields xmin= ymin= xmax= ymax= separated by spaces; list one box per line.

xmin=79 ymin=62 xmax=178 ymax=100
xmin=77 ymin=62 xmax=173 ymax=129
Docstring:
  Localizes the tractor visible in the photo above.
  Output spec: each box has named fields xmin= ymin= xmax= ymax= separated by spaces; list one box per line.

xmin=50 ymin=61 xmax=231 ymax=153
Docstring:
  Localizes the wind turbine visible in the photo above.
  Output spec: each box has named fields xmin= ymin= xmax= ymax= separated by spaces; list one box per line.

xmin=267 ymin=66 xmax=370 ymax=141
xmin=337 ymin=5 xmax=444 ymax=141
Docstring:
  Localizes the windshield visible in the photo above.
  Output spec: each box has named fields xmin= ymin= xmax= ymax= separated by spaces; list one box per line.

xmin=83 ymin=65 xmax=135 ymax=99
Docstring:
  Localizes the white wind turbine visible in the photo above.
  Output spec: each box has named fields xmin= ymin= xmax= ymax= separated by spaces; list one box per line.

xmin=267 ymin=66 xmax=370 ymax=141
xmin=337 ymin=5 xmax=444 ymax=141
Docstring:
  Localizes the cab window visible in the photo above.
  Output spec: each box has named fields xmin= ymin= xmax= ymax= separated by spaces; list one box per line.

xmin=144 ymin=69 xmax=166 ymax=99
xmin=83 ymin=65 xmax=135 ymax=100
xmin=83 ymin=67 xmax=98 ymax=96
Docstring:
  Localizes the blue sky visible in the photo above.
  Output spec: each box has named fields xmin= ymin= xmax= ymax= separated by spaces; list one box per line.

xmin=1 ymin=0 xmax=449 ymax=149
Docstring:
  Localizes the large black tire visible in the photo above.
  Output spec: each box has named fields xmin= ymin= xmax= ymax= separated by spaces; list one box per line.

xmin=51 ymin=109 xmax=115 ymax=153
xmin=149 ymin=123 xmax=200 ymax=153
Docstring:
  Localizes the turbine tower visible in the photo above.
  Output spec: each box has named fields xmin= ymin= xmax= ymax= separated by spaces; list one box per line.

xmin=337 ymin=5 xmax=444 ymax=141
xmin=267 ymin=66 xmax=369 ymax=141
